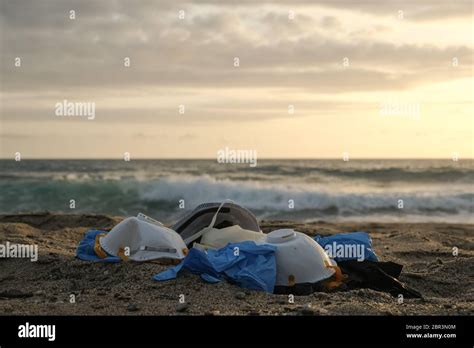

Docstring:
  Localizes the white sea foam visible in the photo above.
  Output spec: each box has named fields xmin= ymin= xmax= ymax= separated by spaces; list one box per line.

xmin=138 ymin=175 xmax=474 ymax=221
xmin=1 ymin=159 xmax=472 ymax=223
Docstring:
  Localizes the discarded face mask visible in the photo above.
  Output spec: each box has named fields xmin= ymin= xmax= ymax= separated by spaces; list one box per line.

xmin=174 ymin=200 xmax=263 ymax=248
xmin=98 ymin=213 xmax=188 ymax=262
xmin=263 ymin=229 xmax=344 ymax=295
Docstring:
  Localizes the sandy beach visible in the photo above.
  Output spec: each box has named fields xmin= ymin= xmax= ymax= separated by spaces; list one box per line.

xmin=0 ymin=213 xmax=472 ymax=316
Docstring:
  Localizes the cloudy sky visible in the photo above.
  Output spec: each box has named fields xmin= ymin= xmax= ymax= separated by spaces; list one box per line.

xmin=0 ymin=0 xmax=472 ymax=159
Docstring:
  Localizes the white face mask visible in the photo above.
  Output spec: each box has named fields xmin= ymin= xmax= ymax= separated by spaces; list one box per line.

xmin=184 ymin=200 xmax=264 ymax=249
xmin=100 ymin=214 xmax=188 ymax=261
xmin=264 ymin=229 xmax=336 ymax=286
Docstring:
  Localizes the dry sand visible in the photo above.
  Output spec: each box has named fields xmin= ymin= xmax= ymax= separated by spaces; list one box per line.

xmin=0 ymin=213 xmax=472 ymax=316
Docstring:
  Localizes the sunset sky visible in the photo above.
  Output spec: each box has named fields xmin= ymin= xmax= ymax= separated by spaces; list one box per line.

xmin=1 ymin=0 xmax=473 ymax=159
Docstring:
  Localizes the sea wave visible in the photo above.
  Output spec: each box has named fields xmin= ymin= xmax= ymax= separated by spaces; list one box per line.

xmin=139 ymin=176 xmax=473 ymax=213
xmin=1 ymin=175 xmax=472 ymax=223
xmin=1 ymin=159 xmax=473 ymax=185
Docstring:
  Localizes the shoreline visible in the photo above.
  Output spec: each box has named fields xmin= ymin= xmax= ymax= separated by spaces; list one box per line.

xmin=0 ymin=213 xmax=473 ymax=315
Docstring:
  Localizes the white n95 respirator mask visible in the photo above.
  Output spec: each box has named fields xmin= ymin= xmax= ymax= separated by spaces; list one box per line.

xmin=99 ymin=213 xmax=188 ymax=261
xmin=263 ymin=229 xmax=336 ymax=286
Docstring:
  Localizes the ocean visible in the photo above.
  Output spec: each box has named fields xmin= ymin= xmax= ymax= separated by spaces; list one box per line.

xmin=0 ymin=159 xmax=472 ymax=224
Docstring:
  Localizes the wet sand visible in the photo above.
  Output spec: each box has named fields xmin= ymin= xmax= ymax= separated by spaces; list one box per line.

xmin=0 ymin=213 xmax=472 ymax=315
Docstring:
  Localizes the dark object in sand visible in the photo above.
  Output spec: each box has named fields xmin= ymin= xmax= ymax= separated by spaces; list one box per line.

xmin=126 ymin=303 xmax=139 ymax=312
xmin=0 ymin=289 xmax=34 ymax=299
xmin=338 ymin=260 xmax=422 ymax=299
xmin=273 ymin=280 xmax=333 ymax=296
xmin=273 ymin=261 xmax=422 ymax=298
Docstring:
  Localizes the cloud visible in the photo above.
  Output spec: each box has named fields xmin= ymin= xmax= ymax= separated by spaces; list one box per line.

xmin=313 ymin=0 xmax=473 ymax=21
xmin=1 ymin=0 xmax=472 ymax=122
xmin=200 ymin=0 xmax=473 ymax=21
xmin=320 ymin=15 xmax=340 ymax=28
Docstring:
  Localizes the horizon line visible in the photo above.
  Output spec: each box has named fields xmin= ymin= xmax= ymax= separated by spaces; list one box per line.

xmin=0 ymin=157 xmax=472 ymax=161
